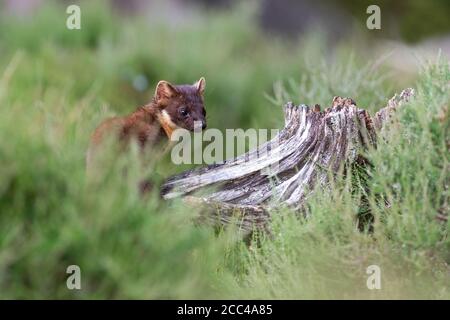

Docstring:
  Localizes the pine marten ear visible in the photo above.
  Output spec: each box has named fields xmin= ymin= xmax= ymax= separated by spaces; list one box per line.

xmin=194 ymin=77 xmax=206 ymax=95
xmin=155 ymin=80 xmax=178 ymax=102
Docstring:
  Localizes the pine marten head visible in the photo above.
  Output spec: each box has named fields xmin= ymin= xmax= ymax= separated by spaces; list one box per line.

xmin=153 ymin=78 xmax=206 ymax=137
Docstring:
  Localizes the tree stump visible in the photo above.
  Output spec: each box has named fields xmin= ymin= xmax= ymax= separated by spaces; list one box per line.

xmin=161 ymin=88 xmax=415 ymax=234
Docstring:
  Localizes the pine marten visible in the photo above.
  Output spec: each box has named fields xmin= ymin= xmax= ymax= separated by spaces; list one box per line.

xmin=86 ymin=78 xmax=207 ymax=190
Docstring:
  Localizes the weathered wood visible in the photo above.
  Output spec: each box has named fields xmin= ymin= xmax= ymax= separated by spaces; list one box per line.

xmin=161 ymin=88 xmax=414 ymax=234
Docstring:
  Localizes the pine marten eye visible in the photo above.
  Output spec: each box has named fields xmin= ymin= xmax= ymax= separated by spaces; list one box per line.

xmin=179 ymin=108 xmax=189 ymax=117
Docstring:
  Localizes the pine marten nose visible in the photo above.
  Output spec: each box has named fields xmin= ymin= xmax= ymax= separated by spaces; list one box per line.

xmin=193 ymin=120 xmax=206 ymax=131
xmin=194 ymin=119 xmax=206 ymax=130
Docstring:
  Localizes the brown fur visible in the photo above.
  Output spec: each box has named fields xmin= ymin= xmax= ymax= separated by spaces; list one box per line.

xmin=86 ymin=78 xmax=206 ymax=173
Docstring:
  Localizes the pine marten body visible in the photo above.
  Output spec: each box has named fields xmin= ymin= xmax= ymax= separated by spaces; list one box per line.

xmin=87 ymin=78 xmax=206 ymax=173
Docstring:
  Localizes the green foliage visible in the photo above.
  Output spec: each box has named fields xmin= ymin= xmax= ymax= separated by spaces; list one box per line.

xmin=370 ymin=57 xmax=450 ymax=260
xmin=233 ymin=58 xmax=450 ymax=299
xmin=0 ymin=1 xmax=448 ymax=299
xmin=336 ymin=0 xmax=450 ymax=43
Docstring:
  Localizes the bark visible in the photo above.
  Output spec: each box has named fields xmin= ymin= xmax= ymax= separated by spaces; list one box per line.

xmin=160 ymin=88 xmax=415 ymax=234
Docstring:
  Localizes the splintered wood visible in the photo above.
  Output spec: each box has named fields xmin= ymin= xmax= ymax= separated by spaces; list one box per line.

xmin=161 ymin=89 xmax=415 ymax=233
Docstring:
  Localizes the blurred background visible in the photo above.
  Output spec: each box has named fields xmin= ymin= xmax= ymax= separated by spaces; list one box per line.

xmin=0 ymin=0 xmax=448 ymax=299
xmin=1 ymin=0 xmax=449 ymax=131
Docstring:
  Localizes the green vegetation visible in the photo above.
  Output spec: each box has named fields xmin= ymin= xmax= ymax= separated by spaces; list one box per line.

xmin=0 ymin=1 xmax=448 ymax=299
xmin=337 ymin=0 xmax=450 ymax=43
